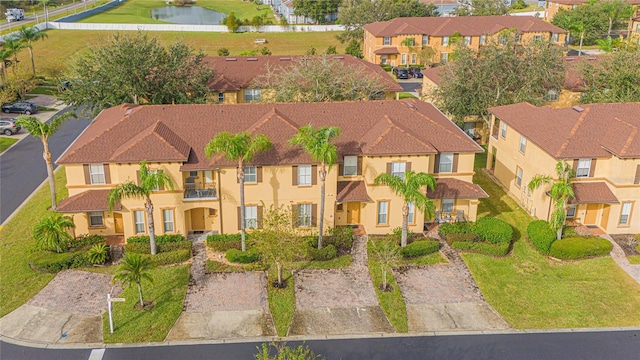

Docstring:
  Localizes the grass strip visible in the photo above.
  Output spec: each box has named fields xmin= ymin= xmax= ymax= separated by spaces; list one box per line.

xmin=398 ymin=252 xmax=447 ymax=266
xmin=292 ymin=254 xmax=353 ymax=270
xmin=0 ymin=137 xmax=19 ymax=153
xmin=627 ymin=255 xmax=640 ymax=265
xmin=266 ymin=267 xmax=295 ymax=336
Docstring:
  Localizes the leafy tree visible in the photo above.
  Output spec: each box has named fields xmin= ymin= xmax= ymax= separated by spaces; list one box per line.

xmin=601 ymin=0 xmax=633 ymax=35
xmin=61 ymin=33 xmax=212 ymax=117
xmin=344 ymin=39 xmax=363 ymax=58
xmin=254 ymin=55 xmax=387 ymax=102
xmin=511 ymin=0 xmax=527 ymax=10
xmin=552 ymin=3 xmax=610 ymax=46
xmin=580 ymin=50 xmax=640 ymax=103
xmin=418 ymin=46 xmax=436 ymax=67
xmin=33 ymin=213 xmax=75 ymax=253
xmin=289 ymin=125 xmax=341 ymax=249
xmin=2 ymin=37 xmax=26 ymax=76
xmin=114 ymin=253 xmax=154 ymax=308
xmin=434 ymin=31 xmax=565 ymax=128
xmin=453 ymin=0 xmax=509 ymax=16
xmin=306 ymin=47 xmax=317 ymax=55
xmin=374 ymin=170 xmax=436 ymax=247
xmin=108 ymin=161 xmax=175 ymax=255
xmin=0 ymin=48 xmax=11 ymax=84
xmin=217 ymin=47 xmax=230 ymax=56
xmin=595 ymin=35 xmax=624 ymax=52
xmin=391 ymin=0 xmax=438 ymax=18
xmin=261 ymin=46 xmax=272 ymax=55
xmin=325 ymin=45 xmax=337 ymax=55
xmin=528 ymin=161 xmax=575 ymax=240
xmin=205 ymin=133 xmax=272 ymax=252
xmin=16 ymin=113 xmax=74 ymax=211
xmin=16 ymin=26 xmax=48 ymax=75
xmin=293 ymin=0 xmax=340 ymax=24
xmin=370 ymin=238 xmax=400 ymax=291
xmin=224 ymin=12 xmax=241 ymax=32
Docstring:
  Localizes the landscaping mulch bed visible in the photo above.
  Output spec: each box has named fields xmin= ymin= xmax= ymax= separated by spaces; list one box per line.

xmin=609 ymin=234 xmax=640 ymax=257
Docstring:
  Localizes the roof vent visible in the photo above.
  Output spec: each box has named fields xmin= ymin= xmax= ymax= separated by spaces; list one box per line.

xmin=565 ymin=57 xmax=576 ymax=61
xmin=247 ymin=57 xmax=258 ymax=61
xmin=406 ymin=103 xmax=416 ymax=109
xmin=279 ymin=57 xmax=291 ymax=61
xmin=333 ymin=56 xmax=344 ymax=59
xmin=125 ymin=109 xmax=133 ymax=116
xmin=572 ymin=106 xmax=584 ymax=112
xmin=587 ymin=57 xmax=596 ymax=61
xmin=225 ymin=58 xmax=237 ymax=61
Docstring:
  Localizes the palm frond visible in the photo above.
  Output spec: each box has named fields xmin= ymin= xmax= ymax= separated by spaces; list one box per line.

xmin=108 ymin=181 xmax=147 ymax=210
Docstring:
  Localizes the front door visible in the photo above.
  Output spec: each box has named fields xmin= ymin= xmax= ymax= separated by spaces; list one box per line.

xmin=346 ymin=202 xmax=360 ymax=224
xmin=113 ymin=213 xmax=124 ymax=234
xmin=600 ymin=204 xmax=610 ymax=229
xmin=584 ymin=204 xmax=598 ymax=224
xmin=191 ymin=208 xmax=205 ymax=230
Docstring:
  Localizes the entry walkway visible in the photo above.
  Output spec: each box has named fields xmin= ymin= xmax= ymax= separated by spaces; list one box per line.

xmin=603 ymin=235 xmax=640 ymax=284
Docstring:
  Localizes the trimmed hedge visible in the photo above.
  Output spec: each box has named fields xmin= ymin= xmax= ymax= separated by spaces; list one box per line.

xmin=400 ymin=240 xmax=439 ymax=258
xmin=439 ymin=222 xmax=475 ymax=236
xmin=124 ymin=241 xmax=192 ymax=265
xmin=308 ymin=244 xmax=337 ymax=260
xmin=71 ymin=234 xmax=106 ymax=249
xmin=380 ymin=64 xmax=392 ymax=71
xmin=549 ymin=237 xmax=612 ymax=260
xmin=206 ymin=233 xmax=249 ymax=251
xmin=307 ymin=228 xmax=354 ymax=255
xmin=445 ymin=233 xmax=479 ymax=245
xmin=141 ymin=249 xmax=191 ymax=266
xmin=475 ymin=217 xmax=513 ymax=245
xmin=126 ymin=234 xmax=185 ymax=244
xmin=226 ymin=248 xmax=261 ymax=263
xmin=527 ymin=220 xmax=556 ymax=254
xmin=451 ymin=241 xmax=510 ymax=257
xmin=29 ymin=250 xmax=91 ymax=273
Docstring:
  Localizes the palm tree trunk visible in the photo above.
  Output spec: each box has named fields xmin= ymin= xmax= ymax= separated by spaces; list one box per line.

xmin=401 ymin=204 xmax=409 ymax=247
xmin=146 ymin=197 xmax=157 ymax=255
xmin=0 ymin=64 xmax=6 ymax=85
xmin=579 ymin=32 xmax=584 ymax=56
xmin=238 ymin=164 xmax=246 ymax=252
xmin=12 ymin=54 xmax=18 ymax=76
xmin=608 ymin=17 xmax=613 ymax=36
xmin=381 ymin=267 xmax=387 ymax=290
xmin=28 ymin=46 xmax=35 ymax=76
xmin=137 ymin=283 xmax=144 ymax=307
xmin=41 ymin=136 xmax=57 ymax=210
xmin=318 ymin=165 xmax=327 ymax=250
xmin=276 ymin=261 xmax=283 ymax=287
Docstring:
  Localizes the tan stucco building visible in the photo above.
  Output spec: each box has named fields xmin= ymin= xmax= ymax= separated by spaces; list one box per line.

xmin=363 ymin=16 xmax=567 ymax=66
xmin=545 ymin=0 xmax=640 ymax=21
xmin=56 ymin=100 xmax=486 ymax=240
xmin=486 ymin=102 xmax=640 ymax=234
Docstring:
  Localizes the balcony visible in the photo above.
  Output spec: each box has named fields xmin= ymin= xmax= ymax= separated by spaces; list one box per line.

xmin=183 ymin=184 xmax=217 ymax=200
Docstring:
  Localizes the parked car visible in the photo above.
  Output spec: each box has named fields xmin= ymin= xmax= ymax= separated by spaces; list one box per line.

xmin=0 ymin=118 xmax=20 ymax=135
xmin=2 ymin=101 xmax=38 ymax=115
xmin=409 ymin=67 xmax=423 ymax=78
xmin=392 ymin=67 xmax=409 ymax=79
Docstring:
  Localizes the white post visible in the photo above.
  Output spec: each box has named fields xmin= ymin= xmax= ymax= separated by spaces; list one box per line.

xmin=107 ymin=293 xmax=114 ymax=334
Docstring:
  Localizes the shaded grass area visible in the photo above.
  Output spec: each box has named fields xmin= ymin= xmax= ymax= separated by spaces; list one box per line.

xmin=29 ymin=87 xmax=58 ymax=96
xmin=0 ymin=169 xmax=67 ymax=317
xmin=266 ymin=267 xmax=295 ymax=336
xmin=464 ymin=149 xmax=640 ymax=328
xmin=0 ymin=137 xmax=19 ymax=153
xmin=102 ymin=264 xmax=190 ymax=343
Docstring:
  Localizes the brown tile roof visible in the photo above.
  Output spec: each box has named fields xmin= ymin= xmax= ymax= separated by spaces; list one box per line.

xmin=422 ymin=66 xmax=446 ymax=85
xmin=204 ymin=55 xmax=403 ymax=93
xmin=57 ymin=190 xmax=121 ymax=212
xmin=570 ymin=182 xmax=619 ymax=204
xmin=364 ymin=16 xmax=567 ymax=37
xmin=426 ymin=178 xmax=489 ymax=199
xmin=374 ymin=47 xmax=400 ymax=55
xmin=488 ymin=102 xmax=640 ymax=159
xmin=337 ymin=181 xmax=371 ymax=202
xmin=421 ymin=0 xmax=458 ymax=5
xmin=57 ymin=100 xmax=483 ymax=169
xmin=550 ymin=0 xmax=640 ymax=4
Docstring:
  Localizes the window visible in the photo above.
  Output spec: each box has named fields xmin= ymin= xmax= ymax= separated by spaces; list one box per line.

xmin=515 ymin=34 xmax=522 ymax=43
xmin=407 ymin=202 xmax=415 ymax=224
xmin=343 ymin=156 xmax=358 ymax=176
xmin=440 ymin=53 xmax=449 ymax=63
xmin=551 ymin=33 xmax=559 ymax=42
xmin=381 ymin=55 xmax=387 ymax=64
xmin=515 ymin=167 xmax=523 ymax=187
xmin=391 ymin=162 xmax=406 ymax=179
xmin=217 ymin=92 xmax=224 ymax=103
xmin=576 ymin=159 xmax=591 ymax=178
xmin=411 ymin=53 xmax=417 ymax=64
xmin=480 ymin=35 xmax=487 ymax=45
xmin=377 ymin=201 xmax=389 ymax=225
xmin=245 ymin=206 xmax=258 ymax=229
xmin=534 ymin=34 xmax=542 ymax=42
xmin=442 ymin=199 xmax=454 ymax=213
xmin=89 ymin=212 xmax=103 ymax=227
xmin=566 ymin=205 xmax=576 ymax=218
xmin=244 ymin=88 xmax=261 ymax=102
xmin=545 ymin=89 xmax=559 ymax=102
xmin=464 ymin=36 xmax=471 ymax=46
xmin=163 ymin=209 xmax=174 ymax=233
xmin=499 ymin=35 xmax=507 ymax=46
xmin=134 ymin=210 xmax=145 ymax=234
xmin=442 ymin=36 xmax=449 ymax=46
xmin=422 ymin=35 xmax=429 ymax=45
xmin=297 ymin=204 xmax=312 ymax=227
xmin=501 ymin=122 xmax=507 ymax=138
xmin=439 ymin=153 xmax=454 ymax=173
xmin=89 ymin=164 xmax=105 ymax=184
xmin=189 ymin=171 xmax=198 ymax=177
xmin=336 ymin=203 xmax=344 ymax=211
xmin=383 ymin=36 xmax=391 ymax=45
xmin=619 ymin=202 xmax=632 ymax=225
xmin=519 ymin=136 xmax=527 ymax=154
xmin=244 ymin=166 xmax=257 ymax=183
xmin=401 ymin=53 xmax=406 ymax=64
xmin=204 ymin=170 xmax=213 ymax=184
xmin=298 ymin=165 xmax=312 ymax=185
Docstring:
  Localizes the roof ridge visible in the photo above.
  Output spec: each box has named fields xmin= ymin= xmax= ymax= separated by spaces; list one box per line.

xmin=151 ymin=121 xmax=191 ymax=157
xmin=247 ymin=107 xmax=299 ymax=134
xmin=110 ymin=122 xmax=158 ymax=160
xmin=555 ymin=106 xmax=591 ymax=157
xmin=611 ymin=116 xmax=638 ymax=157
xmin=407 ymin=101 xmax=467 ymax=150
xmin=369 ymin=114 xmax=434 ymax=152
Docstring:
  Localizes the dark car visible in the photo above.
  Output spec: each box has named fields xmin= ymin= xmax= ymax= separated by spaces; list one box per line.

xmin=0 ymin=118 xmax=20 ymax=136
xmin=409 ymin=67 xmax=423 ymax=78
xmin=2 ymin=101 xmax=38 ymax=115
xmin=392 ymin=67 xmax=409 ymax=79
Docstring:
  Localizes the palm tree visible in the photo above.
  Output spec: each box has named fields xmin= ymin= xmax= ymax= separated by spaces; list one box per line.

xmin=0 ymin=49 xmax=11 ymax=85
xmin=17 ymin=26 xmax=48 ymax=76
xmin=289 ymin=125 xmax=341 ymax=249
xmin=528 ymin=161 xmax=575 ymax=240
xmin=205 ymin=132 xmax=272 ymax=252
xmin=108 ymin=161 xmax=174 ymax=255
xmin=568 ymin=21 xmax=586 ymax=56
xmin=16 ymin=113 xmax=74 ymax=211
xmin=114 ymin=253 xmax=154 ymax=308
xmin=374 ymin=170 xmax=436 ymax=247
xmin=33 ymin=213 xmax=75 ymax=253
xmin=2 ymin=37 xmax=26 ymax=76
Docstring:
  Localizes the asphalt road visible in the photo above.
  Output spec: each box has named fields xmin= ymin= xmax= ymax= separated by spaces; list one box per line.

xmin=0 ymin=0 xmax=100 ymax=32
xmin=0 ymin=107 xmax=90 ymax=224
xmin=1 ymin=330 xmax=640 ymax=359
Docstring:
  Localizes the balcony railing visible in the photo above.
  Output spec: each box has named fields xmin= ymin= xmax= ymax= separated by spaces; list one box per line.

xmin=183 ymin=186 xmax=217 ymax=200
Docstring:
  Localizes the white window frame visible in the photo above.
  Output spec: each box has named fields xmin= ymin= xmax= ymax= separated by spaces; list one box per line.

xmin=244 ymin=88 xmax=262 ymax=102
xmin=619 ymin=202 xmax=632 ymax=225
xmin=298 ymin=165 xmax=312 ymax=186
xmin=134 ymin=210 xmax=145 ymax=234
xmin=499 ymin=35 xmax=507 ymax=46
xmin=401 ymin=53 xmax=406 ymax=64
xmin=343 ymin=156 xmax=358 ymax=176
xmin=89 ymin=164 xmax=105 ymax=184
xmin=383 ymin=36 xmax=391 ymax=45
xmin=163 ymin=209 xmax=175 ymax=233
xmin=576 ymin=159 xmax=591 ymax=178
xmin=422 ymin=35 xmax=429 ymax=45
xmin=442 ymin=199 xmax=454 ymax=213
xmin=204 ymin=170 xmax=214 ymax=184
xmin=377 ymin=201 xmax=389 ymax=225
xmin=552 ymin=33 xmax=559 ymax=42
xmin=297 ymin=204 xmax=312 ymax=227
xmin=89 ymin=211 xmax=104 ymax=227
xmin=566 ymin=205 xmax=577 ymax=218
xmin=381 ymin=55 xmax=387 ymax=64
xmin=480 ymin=35 xmax=487 ymax=45
xmin=534 ymin=34 xmax=542 ymax=42
xmin=440 ymin=53 xmax=449 ymax=63
xmin=439 ymin=153 xmax=454 ymax=173
xmin=407 ymin=202 xmax=415 ymax=224
xmin=391 ymin=162 xmax=406 ymax=179
xmin=516 ymin=167 xmax=523 ymax=187
xmin=501 ymin=122 xmax=507 ymax=138
xmin=519 ymin=136 xmax=527 ymax=154
xmin=442 ymin=36 xmax=449 ymax=46
xmin=244 ymin=166 xmax=257 ymax=183
xmin=245 ymin=205 xmax=258 ymax=229
xmin=546 ymin=89 xmax=559 ymax=101
xmin=411 ymin=53 xmax=417 ymax=64
xmin=464 ymin=36 xmax=471 ymax=46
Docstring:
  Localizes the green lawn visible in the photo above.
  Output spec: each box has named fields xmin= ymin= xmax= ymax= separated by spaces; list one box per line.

xmin=79 ymin=0 xmax=274 ymax=24
xmin=267 ymin=267 xmax=295 ymax=336
xmin=464 ymin=150 xmax=640 ymax=329
xmin=102 ymin=264 xmax=190 ymax=343
xmin=628 ymin=255 xmax=640 ymax=265
xmin=0 ymin=137 xmax=19 ymax=153
xmin=0 ymin=169 xmax=67 ymax=317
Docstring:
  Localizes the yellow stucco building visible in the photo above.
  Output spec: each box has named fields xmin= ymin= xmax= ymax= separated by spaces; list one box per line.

xmin=56 ymin=100 xmax=487 ymax=240
xmin=545 ymin=0 xmax=640 ymax=21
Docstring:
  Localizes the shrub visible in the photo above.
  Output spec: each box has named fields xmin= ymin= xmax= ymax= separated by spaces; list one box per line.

xmin=549 ymin=237 xmax=612 ymax=260
xmin=329 ymin=226 xmax=354 ymax=253
xmin=308 ymin=244 xmax=337 ymax=260
xmin=451 ymin=241 xmax=510 ymax=256
xmin=29 ymin=250 xmax=90 ymax=273
xmin=475 ymin=217 xmax=513 ymax=245
xmin=527 ymin=220 xmax=556 ymax=254
xmin=125 ymin=241 xmax=191 ymax=254
xmin=71 ymin=234 xmax=106 ymax=249
xmin=400 ymin=240 xmax=439 ymax=258
xmin=126 ymin=234 xmax=185 ymax=244
xmin=141 ymin=249 xmax=191 ymax=266
xmin=562 ymin=226 xmax=578 ymax=238
xmin=226 ymin=248 xmax=261 ymax=263
xmin=207 ymin=233 xmax=248 ymax=251
xmin=636 ymin=244 xmax=640 ymax=254
xmin=439 ymin=222 xmax=475 ymax=236
xmin=445 ymin=233 xmax=479 ymax=245
xmin=380 ymin=64 xmax=392 ymax=71
xmin=87 ymin=243 xmax=109 ymax=265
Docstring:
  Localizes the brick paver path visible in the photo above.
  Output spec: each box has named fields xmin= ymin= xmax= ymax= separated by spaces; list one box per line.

xmin=602 ymin=235 xmax=640 ymax=283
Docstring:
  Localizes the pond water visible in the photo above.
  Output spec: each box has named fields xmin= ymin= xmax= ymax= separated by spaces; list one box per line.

xmin=151 ymin=6 xmax=226 ymax=25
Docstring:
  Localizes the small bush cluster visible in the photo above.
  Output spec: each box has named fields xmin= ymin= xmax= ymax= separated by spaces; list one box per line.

xmin=141 ymin=250 xmax=191 ymax=266
xmin=87 ymin=243 xmax=110 ymax=265
xmin=207 ymin=233 xmax=248 ymax=251
xmin=475 ymin=217 xmax=513 ymax=245
xmin=549 ymin=237 xmax=612 ymax=260
xmin=126 ymin=234 xmax=185 ymax=244
xmin=441 ymin=218 xmax=512 ymax=256
xmin=400 ymin=240 xmax=439 ymax=258
xmin=306 ymin=227 xmax=354 ymax=256
xmin=71 ymin=234 xmax=106 ymax=249
xmin=226 ymin=248 xmax=261 ymax=263
xmin=527 ymin=220 xmax=556 ymax=254
xmin=439 ymin=222 xmax=475 ymax=236
xmin=29 ymin=250 xmax=91 ymax=273
xmin=308 ymin=244 xmax=337 ymax=260
xmin=380 ymin=64 xmax=392 ymax=71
